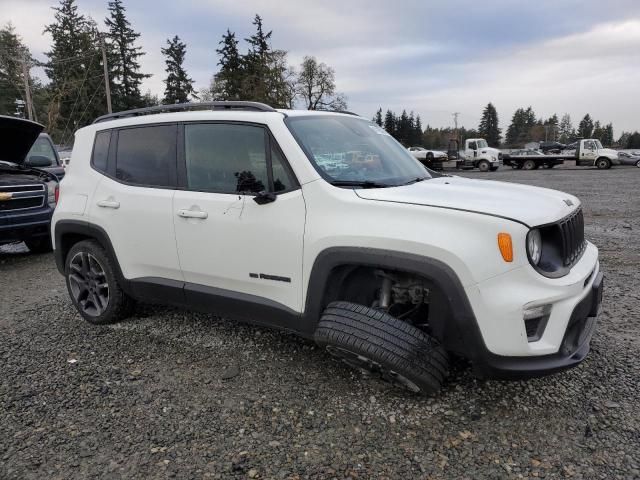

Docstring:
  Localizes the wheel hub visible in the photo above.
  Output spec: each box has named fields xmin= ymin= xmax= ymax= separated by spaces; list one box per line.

xmin=68 ymin=252 xmax=110 ymax=317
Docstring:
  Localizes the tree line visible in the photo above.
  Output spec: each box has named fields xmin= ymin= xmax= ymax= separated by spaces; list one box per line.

xmin=0 ymin=0 xmax=346 ymax=144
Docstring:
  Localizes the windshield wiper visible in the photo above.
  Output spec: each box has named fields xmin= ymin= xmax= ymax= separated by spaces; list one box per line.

xmin=330 ymin=180 xmax=391 ymax=189
xmin=400 ymin=176 xmax=429 ymax=185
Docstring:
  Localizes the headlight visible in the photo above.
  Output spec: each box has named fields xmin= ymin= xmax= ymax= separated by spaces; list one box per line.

xmin=527 ymin=229 xmax=542 ymax=265
xmin=46 ymin=180 xmax=58 ymax=207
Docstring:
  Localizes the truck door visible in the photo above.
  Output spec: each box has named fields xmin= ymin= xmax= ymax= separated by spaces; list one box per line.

xmin=580 ymin=140 xmax=597 ymax=164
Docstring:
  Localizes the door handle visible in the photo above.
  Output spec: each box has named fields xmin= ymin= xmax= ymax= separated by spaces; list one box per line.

xmin=97 ymin=199 xmax=120 ymax=209
xmin=177 ymin=209 xmax=208 ymax=219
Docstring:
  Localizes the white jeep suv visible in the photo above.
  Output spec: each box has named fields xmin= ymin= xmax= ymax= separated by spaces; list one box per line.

xmin=52 ymin=102 xmax=603 ymax=395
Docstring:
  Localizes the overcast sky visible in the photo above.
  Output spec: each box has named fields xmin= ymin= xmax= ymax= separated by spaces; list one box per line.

xmin=5 ymin=0 xmax=640 ymax=134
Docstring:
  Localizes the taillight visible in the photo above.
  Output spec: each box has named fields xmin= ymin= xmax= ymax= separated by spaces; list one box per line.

xmin=55 ymin=185 xmax=60 ymax=204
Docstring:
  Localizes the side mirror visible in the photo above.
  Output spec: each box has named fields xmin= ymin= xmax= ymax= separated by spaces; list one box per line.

xmin=253 ymin=191 xmax=277 ymax=205
xmin=26 ymin=155 xmax=53 ymax=167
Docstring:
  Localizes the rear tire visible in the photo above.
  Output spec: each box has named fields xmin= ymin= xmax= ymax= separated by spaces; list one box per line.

xmin=596 ymin=158 xmax=611 ymax=169
xmin=478 ymin=160 xmax=490 ymax=172
xmin=65 ymin=240 xmax=135 ymax=325
xmin=314 ymin=301 xmax=449 ymax=395
xmin=24 ymin=236 xmax=53 ymax=254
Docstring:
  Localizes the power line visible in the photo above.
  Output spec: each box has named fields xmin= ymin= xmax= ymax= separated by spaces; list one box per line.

xmin=58 ymin=55 xmax=98 ymax=146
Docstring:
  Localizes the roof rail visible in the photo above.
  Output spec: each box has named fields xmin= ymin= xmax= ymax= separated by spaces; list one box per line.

xmin=93 ymin=101 xmax=276 ymax=124
xmin=333 ymin=110 xmax=360 ymax=116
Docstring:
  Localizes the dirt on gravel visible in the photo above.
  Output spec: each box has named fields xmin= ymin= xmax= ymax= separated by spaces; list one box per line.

xmin=1 ymin=166 xmax=639 ymax=479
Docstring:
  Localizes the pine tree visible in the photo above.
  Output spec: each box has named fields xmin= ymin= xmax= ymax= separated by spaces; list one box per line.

xmin=414 ymin=114 xmax=423 ymax=145
xmin=242 ymin=15 xmax=293 ymax=108
xmin=105 ymin=0 xmax=149 ymax=111
xmin=578 ymin=114 xmax=594 ymax=138
xmin=626 ymin=131 xmax=640 ymax=149
xmin=374 ymin=107 xmax=383 ymax=126
xmin=478 ymin=102 xmax=501 ymax=147
xmin=161 ymin=35 xmax=196 ymax=104
xmin=212 ymin=29 xmax=244 ymax=100
xmin=45 ymin=0 xmax=105 ymax=143
xmin=602 ymin=123 xmax=614 ymax=147
xmin=0 ymin=23 xmax=33 ymax=117
xmin=383 ymin=109 xmax=395 ymax=136
xmin=592 ymin=120 xmax=604 ymax=142
xmin=559 ymin=113 xmax=573 ymax=143
xmin=396 ymin=110 xmax=410 ymax=145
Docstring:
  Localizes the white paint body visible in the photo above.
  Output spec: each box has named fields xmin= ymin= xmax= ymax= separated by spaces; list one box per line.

xmin=53 ymin=109 xmax=599 ymax=358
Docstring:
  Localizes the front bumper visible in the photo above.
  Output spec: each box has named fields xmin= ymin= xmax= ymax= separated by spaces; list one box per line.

xmin=457 ymin=241 xmax=602 ymax=379
xmin=0 ymin=208 xmax=53 ymax=245
xmin=474 ymin=271 xmax=603 ymax=379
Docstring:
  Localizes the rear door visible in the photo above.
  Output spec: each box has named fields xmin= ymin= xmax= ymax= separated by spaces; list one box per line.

xmin=173 ymin=122 xmax=306 ymax=315
xmin=89 ymin=124 xmax=183 ymax=286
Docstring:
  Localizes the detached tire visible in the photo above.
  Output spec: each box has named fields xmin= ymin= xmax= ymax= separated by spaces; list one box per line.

xmin=314 ymin=301 xmax=449 ymax=395
xmin=65 ymin=240 xmax=135 ymax=325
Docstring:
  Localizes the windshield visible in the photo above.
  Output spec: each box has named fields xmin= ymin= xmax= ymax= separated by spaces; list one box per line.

xmin=286 ymin=116 xmax=430 ymax=186
xmin=27 ymin=137 xmax=58 ymax=165
xmin=594 ymin=140 xmax=603 ymax=149
xmin=476 ymin=139 xmax=488 ymax=148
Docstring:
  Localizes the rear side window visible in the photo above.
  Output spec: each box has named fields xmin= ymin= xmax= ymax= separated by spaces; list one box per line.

xmin=92 ymin=130 xmax=111 ymax=172
xmin=116 ymin=125 xmax=176 ymax=187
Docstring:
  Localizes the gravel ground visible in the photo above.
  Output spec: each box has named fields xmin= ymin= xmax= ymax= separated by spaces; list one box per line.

xmin=1 ymin=166 xmax=639 ymax=479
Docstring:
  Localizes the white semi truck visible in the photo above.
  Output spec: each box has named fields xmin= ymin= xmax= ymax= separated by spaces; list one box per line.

xmin=447 ymin=138 xmax=502 ymax=172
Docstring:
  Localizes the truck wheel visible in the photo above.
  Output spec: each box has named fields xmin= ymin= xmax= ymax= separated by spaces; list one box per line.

xmin=478 ymin=160 xmax=490 ymax=172
xmin=65 ymin=240 xmax=135 ymax=325
xmin=596 ymin=158 xmax=611 ymax=169
xmin=314 ymin=301 xmax=449 ymax=395
xmin=24 ymin=236 xmax=53 ymax=254
xmin=523 ymin=159 xmax=536 ymax=170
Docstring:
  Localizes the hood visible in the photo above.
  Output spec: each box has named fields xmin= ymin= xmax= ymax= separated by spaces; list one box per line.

xmin=0 ymin=115 xmax=44 ymax=164
xmin=354 ymin=176 xmax=580 ymax=228
xmin=600 ymin=148 xmax=618 ymax=158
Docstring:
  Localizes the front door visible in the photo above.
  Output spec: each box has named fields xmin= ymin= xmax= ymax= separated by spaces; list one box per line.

xmin=580 ymin=140 xmax=597 ymax=164
xmin=173 ymin=122 xmax=306 ymax=316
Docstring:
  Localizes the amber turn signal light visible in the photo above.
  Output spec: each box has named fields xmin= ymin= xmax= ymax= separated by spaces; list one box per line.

xmin=497 ymin=233 xmax=513 ymax=262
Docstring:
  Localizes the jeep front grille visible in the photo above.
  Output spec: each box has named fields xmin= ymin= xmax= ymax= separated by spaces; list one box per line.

xmin=0 ymin=184 xmax=45 ymax=212
xmin=558 ymin=208 xmax=586 ymax=268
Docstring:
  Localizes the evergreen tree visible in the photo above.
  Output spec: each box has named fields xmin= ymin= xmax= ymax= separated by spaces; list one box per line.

xmin=592 ymin=120 xmax=604 ymax=142
xmin=478 ymin=102 xmax=501 ymax=146
xmin=396 ymin=110 xmax=410 ymax=145
xmin=242 ymin=15 xmax=292 ymax=107
xmin=559 ymin=113 xmax=574 ymax=143
xmin=45 ymin=0 xmax=105 ymax=143
xmin=0 ymin=24 xmax=35 ymax=117
xmin=505 ymin=106 xmax=536 ymax=146
xmin=602 ymin=123 xmax=614 ymax=147
xmin=212 ymin=29 xmax=244 ymax=100
xmin=626 ymin=132 xmax=640 ymax=149
xmin=414 ymin=114 xmax=423 ymax=145
xmin=383 ymin=109 xmax=395 ymax=136
xmin=578 ymin=114 xmax=594 ymax=138
xmin=373 ymin=107 xmax=383 ymax=126
xmin=105 ymin=0 xmax=149 ymax=111
xmin=161 ymin=35 xmax=196 ymax=104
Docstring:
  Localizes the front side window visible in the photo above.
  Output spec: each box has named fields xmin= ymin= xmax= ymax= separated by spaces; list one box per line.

xmin=285 ymin=116 xmax=430 ymax=187
xmin=116 ymin=125 xmax=175 ymax=187
xmin=27 ymin=137 xmax=57 ymax=165
xmin=476 ymin=140 xmax=488 ymax=148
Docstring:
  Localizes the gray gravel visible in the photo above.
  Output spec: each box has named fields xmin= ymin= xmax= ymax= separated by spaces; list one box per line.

xmin=1 ymin=166 xmax=639 ymax=479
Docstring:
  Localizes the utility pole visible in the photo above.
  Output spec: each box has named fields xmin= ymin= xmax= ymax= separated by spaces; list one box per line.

xmin=452 ymin=112 xmax=460 ymax=142
xmin=99 ymin=34 xmax=112 ymax=114
xmin=21 ymin=56 xmax=34 ymax=121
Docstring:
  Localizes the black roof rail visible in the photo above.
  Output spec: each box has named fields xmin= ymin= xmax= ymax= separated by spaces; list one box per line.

xmin=333 ymin=110 xmax=360 ymax=116
xmin=93 ymin=101 xmax=277 ymax=124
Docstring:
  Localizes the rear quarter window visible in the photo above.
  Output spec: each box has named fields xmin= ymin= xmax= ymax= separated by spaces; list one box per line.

xmin=91 ymin=130 xmax=111 ymax=172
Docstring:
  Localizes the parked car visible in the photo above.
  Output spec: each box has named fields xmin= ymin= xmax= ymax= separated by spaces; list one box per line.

xmin=52 ymin=101 xmax=603 ymax=395
xmin=408 ymin=146 xmax=448 ymax=163
xmin=0 ymin=116 xmax=59 ymax=252
xmin=538 ymin=141 xmax=566 ymax=154
xmin=617 ymin=151 xmax=640 ymax=167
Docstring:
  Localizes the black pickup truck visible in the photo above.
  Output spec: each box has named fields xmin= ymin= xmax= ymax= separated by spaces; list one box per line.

xmin=0 ymin=116 xmax=60 ymax=253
